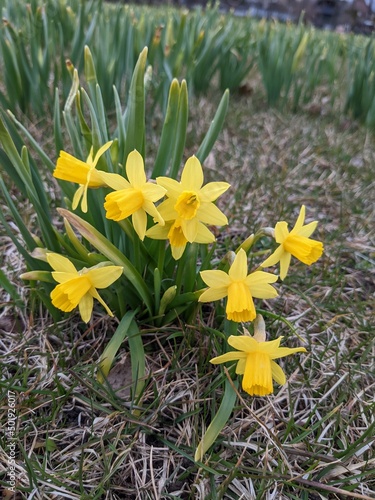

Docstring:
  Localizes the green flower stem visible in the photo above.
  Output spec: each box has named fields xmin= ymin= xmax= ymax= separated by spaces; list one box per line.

xmin=153 ymin=268 xmax=161 ymax=315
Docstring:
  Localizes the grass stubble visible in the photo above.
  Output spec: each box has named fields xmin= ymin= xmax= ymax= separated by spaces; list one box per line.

xmin=0 ymin=83 xmax=374 ymax=499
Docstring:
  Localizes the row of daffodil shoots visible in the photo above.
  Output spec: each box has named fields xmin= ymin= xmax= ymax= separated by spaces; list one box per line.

xmin=49 ymin=138 xmax=323 ymax=400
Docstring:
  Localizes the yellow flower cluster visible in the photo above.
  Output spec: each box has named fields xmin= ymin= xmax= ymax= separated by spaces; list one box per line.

xmin=51 ymin=143 xmax=324 ymax=396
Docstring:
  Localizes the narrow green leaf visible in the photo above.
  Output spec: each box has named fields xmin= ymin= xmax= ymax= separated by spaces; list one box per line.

xmin=54 ymin=88 xmax=63 ymax=154
xmin=98 ymin=310 xmax=136 ymax=382
xmin=195 ymin=377 xmax=238 ymax=461
xmin=196 ymin=89 xmax=229 ymax=164
xmin=169 ymin=79 xmax=188 ymax=179
xmin=152 ymin=78 xmax=180 ymax=178
xmin=7 ymin=110 xmax=55 ymax=173
xmin=123 ymin=47 xmax=148 ymax=163
xmin=0 ymin=269 xmax=23 ymax=306
xmin=127 ymin=318 xmax=146 ymax=400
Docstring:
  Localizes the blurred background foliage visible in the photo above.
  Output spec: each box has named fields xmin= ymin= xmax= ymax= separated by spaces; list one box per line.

xmin=0 ymin=0 xmax=374 ymax=127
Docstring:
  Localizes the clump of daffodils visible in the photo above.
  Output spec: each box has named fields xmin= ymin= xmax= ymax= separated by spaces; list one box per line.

xmin=23 ymin=140 xmax=323 ymax=459
xmin=31 ymin=143 xmax=323 ymax=382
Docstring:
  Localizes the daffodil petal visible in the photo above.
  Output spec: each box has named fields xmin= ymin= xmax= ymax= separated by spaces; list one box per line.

xmin=227 ymin=335 xmax=259 ymax=352
xmin=143 ymin=200 xmax=164 ymax=225
xmin=279 ymin=252 xmax=292 ymax=280
xmin=156 ymin=177 xmax=182 ymax=199
xmin=90 ymin=288 xmax=114 ymax=317
xmin=293 ymin=205 xmax=306 ymax=232
xmin=72 ymin=185 xmax=84 ymax=211
xmin=275 ymin=221 xmax=289 ymax=243
xmin=180 ymin=156 xmax=204 ymax=191
xmin=86 ymin=147 xmax=94 ymax=165
xmin=126 ymin=150 xmax=146 ymax=187
xmin=199 ymin=181 xmax=230 ymax=202
xmin=297 ymin=220 xmax=318 ymax=238
xmin=146 ymin=223 xmax=171 ymax=239
xmin=236 ymin=358 xmax=246 ymax=374
xmin=255 ymin=336 xmax=283 ymax=354
xmin=198 ymin=286 xmax=229 ymax=302
xmin=132 ymin=209 xmax=147 ymax=240
xmin=51 ymin=271 xmax=80 ymax=284
xmin=98 ymin=172 xmax=130 ymax=190
xmin=271 ymin=360 xmax=286 ymax=385
xmin=210 ymin=351 xmax=246 ymax=364
xmin=92 ymin=141 xmax=113 ymax=167
xmin=200 ymin=270 xmax=231 ymax=288
xmin=78 ymin=293 xmax=94 ymax=323
xmin=47 ymin=253 xmax=77 ymax=273
xmin=261 ymin=245 xmax=284 ymax=269
xmin=197 ymin=202 xmax=228 ymax=226
xmin=181 ymin=218 xmax=198 ymax=242
xmin=245 ymin=271 xmax=278 ymax=298
xmin=195 ymin=223 xmax=216 ymax=244
xmin=270 ymin=346 xmax=307 ymax=360
xmin=158 ymin=198 xmax=178 ymax=220
xmin=228 ymin=249 xmax=248 ymax=281
xmin=141 ymin=183 xmax=167 ymax=202
xmin=86 ymin=265 xmax=123 ymax=288
xmin=171 ymin=243 xmax=187 ymax=260
xmin=81 ymin=183 xmax=89 ymax=213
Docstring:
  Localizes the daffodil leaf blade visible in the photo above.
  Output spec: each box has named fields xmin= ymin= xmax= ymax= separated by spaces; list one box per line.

xmin=152 ymin=78 xmax=180 ymax=178
xmin=123 ymin=47 xmax=147 ymax=163
xmin=0 ymin=268 xmax=23 ymax=306
xmin=169 ymin=79 xmax=188 ymax=179
xmin=194 ymin=377 xmax=238 ymax=462
xmin=196 ymin=89 xmax=229 ymax=164
xmin=98 ymin=310 xmax=136 ymax=382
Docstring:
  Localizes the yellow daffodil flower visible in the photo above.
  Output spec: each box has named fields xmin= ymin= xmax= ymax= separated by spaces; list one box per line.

xmin=210 ymin=317 xmax=306 ymax=396
xmin=53 ymin=141 xmax=117 ymax=213
xmin=104 ymin=150 xmax=166 ymax=240
xmin=146 ymin=216 xmax=215 ymax=260
xmin=199 ymin=249 xmax=278 ymax=322
xmin=155 ymin=155 xmax=230 ymax=244
xmin=261 ymin=205 xmax=324 ymax=280
xmin=47 ymin=253 xmax=123 ymax=323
